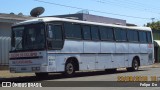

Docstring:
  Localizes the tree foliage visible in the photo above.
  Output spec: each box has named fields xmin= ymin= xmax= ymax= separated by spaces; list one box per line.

xmin=145 ymin=21 xmax=160 ymax=30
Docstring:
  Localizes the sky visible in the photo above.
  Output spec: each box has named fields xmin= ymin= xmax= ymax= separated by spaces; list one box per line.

xmin=0 ymin=0 xmax=160 ymax=26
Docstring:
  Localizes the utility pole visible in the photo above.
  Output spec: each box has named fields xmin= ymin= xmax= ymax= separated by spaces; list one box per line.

xmin=151 ymin=18 xmax=155 ymax=23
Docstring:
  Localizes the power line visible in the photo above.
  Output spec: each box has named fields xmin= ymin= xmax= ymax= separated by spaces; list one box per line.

xmin=89 ymin=0 xmax=160 ymax=15
xmin=34 ymin=0 xmax=151 ymax=20
xmin=122 ymin=0 xmax=160 ymax=10
xmin=103 ymin=0 xmax=160 ymax=11
xmin=120 ymin=0 xmax=160 ymax=12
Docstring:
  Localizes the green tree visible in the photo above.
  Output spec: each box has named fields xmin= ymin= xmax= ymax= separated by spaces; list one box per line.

xmin=145 ymin=21 xmax=160 ymax=30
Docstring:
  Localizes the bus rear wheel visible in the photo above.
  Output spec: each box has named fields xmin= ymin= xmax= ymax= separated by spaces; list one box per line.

xmin=127 ymin=58 xmax=139 ymax=71
xmin=64 ymin=61 xmax=75 ymax=77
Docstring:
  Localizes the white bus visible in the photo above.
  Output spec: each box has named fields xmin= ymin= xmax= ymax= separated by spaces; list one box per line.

xmin=9 ymin=17 xmax=154 ymax=77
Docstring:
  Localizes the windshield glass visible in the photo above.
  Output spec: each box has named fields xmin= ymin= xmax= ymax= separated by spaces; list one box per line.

xmin=11 ymin=23 xmax=46 ymax=51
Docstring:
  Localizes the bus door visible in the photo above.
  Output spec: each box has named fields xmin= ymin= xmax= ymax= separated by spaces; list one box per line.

xmin=47 ymin=23 xmax=64 ymax=71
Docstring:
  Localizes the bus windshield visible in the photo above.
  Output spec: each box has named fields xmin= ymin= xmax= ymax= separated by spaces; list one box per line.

xmin=11 ymin=23 xmax=46 ymax=51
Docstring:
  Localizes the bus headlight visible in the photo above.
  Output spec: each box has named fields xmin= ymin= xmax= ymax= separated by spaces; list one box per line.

xmin=36 ymin=67 xmax=40 ymax=70
xmin=32 ymin=67 xmax=36 ymax=71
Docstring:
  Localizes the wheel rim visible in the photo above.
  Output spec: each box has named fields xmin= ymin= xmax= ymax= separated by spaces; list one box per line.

xmin=66 ymin=63 xmax=74 ymax=74
xmin=133 ymin=60 xmax=139 ymax=70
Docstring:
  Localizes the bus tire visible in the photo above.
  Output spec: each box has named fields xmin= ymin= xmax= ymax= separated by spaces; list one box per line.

xmin=64 ymin=61 xmax=75 ymax=77
xmin=127 ymin=58 xmax=139 ymax=71
xmin=35 ymin=72 xmax=48 ymax=77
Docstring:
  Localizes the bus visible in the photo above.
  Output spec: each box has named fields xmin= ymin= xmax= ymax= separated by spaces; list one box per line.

xmin=9 ymin=17 xmax=154 ymax=77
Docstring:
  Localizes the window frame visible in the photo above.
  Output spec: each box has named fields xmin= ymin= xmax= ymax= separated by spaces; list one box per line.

xmin=47 ymin=24 xmax=63 ymax=41
xmin=99 ymin=26 xmax=114 ymax=41
xmin=46 ymin=22 xmax=64 ymax=50
xmin=138 ymin=31 xmax=147 ymax=43
xmin=91 ymin=25 xmax=100 ymax=41
xmin=114 ymin=28 xmax=127 ymax=42
xmin=64 ymin=22 xmax=82 ymax=40
xmin=147 ymin=31 xmax=152 ymax=43
xmin=127 ymin=29 xmax=139 ymax=43
xmin=82 ymin=25 xmax=92 ymax=40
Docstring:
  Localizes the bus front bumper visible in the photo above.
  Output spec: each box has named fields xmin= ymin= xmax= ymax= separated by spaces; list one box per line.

xmin=9 ymin=65 xmax=55 ymax=73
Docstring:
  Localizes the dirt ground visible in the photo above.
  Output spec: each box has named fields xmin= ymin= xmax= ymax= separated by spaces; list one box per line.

xmin=0 ymin=70 xmax=35 ymax=78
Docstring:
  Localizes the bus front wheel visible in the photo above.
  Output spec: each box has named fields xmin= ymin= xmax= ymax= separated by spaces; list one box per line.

xmin=64 ymin=61 xmax=75 ymax=77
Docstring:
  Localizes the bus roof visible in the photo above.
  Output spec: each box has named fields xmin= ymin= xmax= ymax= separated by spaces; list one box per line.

xmin=13 ymin=17 xmax=151 ymax=31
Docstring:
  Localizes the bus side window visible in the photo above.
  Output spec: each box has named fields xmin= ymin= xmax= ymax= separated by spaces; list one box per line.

xmin=127 ymin=30 xmax=138 ymax=42
xmin=48 ymin=24 xmax=63 ymax=40
xmin=91 ymin=26 xmax=100 ymax=40
xmin=47 ymin=24 xmax=63 ymax=50
xmin=139 ymin=31 xmax=147 ymax=43
xmin=114 ymin=28 xmax=127 ymax=42
xmin=64 ymin=22 xmax=82 ymax=39
xmin=147 ymin=32 xmax=152 ymax=43
xmin=127 ymin=30 xmax=133 ymax=42
xmin=133 ymin=30 xmax=139 ymax=42
xmin=54 ymin=25 xmax=63 ymax=40
xmin=82 ymin=25 xmax=91 ymax=40
xmin=99 ymin=26 xmax=114 ymax=41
